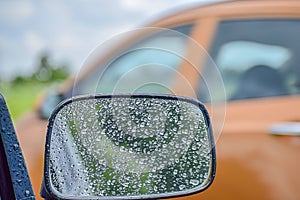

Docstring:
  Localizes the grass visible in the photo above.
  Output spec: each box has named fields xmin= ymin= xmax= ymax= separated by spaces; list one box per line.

xmin=0 ymin=81 xmax=51 ymax=122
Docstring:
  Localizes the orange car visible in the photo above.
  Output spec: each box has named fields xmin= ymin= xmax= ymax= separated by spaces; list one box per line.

xmin=16 ymin=0 xmax=300 ymax=199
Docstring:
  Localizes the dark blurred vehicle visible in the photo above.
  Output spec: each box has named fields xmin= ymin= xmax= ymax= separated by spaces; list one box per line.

xmin=16 ymin=1 xmax=300 ymax=199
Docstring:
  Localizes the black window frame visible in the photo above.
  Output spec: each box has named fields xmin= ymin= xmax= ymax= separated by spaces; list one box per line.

xmin=0 ymin=94 xmax=35 ymax=200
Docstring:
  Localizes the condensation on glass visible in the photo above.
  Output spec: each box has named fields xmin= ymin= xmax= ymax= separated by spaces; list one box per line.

xmin=48 ymin=97 xmax=212 ymax=198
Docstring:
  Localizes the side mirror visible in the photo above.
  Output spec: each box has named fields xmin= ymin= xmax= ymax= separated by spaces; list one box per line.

xmin=41 ymin=94 xmax=216 ymax=199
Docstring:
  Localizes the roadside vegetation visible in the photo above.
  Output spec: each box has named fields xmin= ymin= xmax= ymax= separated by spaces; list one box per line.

xmin=0 ymin=53 xmax=70 ymax=121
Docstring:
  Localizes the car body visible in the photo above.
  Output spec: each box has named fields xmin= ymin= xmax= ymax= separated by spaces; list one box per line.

xmin=15 ymin=0 xmax=300 ymax=199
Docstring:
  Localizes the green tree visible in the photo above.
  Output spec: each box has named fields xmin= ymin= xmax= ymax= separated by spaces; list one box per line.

xmin=12 ymin=52 xmax=70 ymax=84
xmin=34 ymin=53 xmax=69 ymax=82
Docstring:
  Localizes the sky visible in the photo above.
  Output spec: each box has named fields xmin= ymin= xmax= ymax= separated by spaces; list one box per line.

xmin=0 ymin=0 xmax=221 ymax=81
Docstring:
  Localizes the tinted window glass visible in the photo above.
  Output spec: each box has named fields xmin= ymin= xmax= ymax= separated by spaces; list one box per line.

xmin=71 ymin=24 xmax=194 ymax=96
xmin=198 ymin=19 xmax=300 ymax=102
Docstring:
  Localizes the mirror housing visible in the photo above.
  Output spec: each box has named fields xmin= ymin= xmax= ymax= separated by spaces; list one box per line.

xmin=41 ymin=94 xmax=216 ymax=199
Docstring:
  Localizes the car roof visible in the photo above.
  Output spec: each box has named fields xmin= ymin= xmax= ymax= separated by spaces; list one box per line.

xmin=58 ymin=0 xmax=300 ymax=95
xmin=150 ymin=0 xmax=300 ymax=28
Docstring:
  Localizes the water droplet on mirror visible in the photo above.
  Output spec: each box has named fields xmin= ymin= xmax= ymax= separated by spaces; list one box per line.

xmin=179 ymin=185 xmax=186 ymax=190
xmin=190 ymin=179 xmax=199 ymax=186
xmin=25 ymin=190 xmax=30 ymax=196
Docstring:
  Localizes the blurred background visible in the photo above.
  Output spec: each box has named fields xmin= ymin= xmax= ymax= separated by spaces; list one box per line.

xmin=3 ymin=1 xmax=300 ymax=200
xmin=0 ymin=0 xmax=221 ymax=121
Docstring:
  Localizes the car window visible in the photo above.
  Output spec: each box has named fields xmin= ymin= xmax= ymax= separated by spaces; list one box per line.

xmin=71 ymin=24 xmax=194 ymax=96
xmin=198 ymin=19 xmax=300 ymax=102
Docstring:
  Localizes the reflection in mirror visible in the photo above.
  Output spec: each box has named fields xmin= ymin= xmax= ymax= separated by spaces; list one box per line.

xmin=44 ymin=95 xmax=215 ymax=199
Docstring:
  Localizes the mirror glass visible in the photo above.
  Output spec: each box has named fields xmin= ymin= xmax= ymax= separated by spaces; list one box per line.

xmin=45 ymin=95 xmax=215 ymax=199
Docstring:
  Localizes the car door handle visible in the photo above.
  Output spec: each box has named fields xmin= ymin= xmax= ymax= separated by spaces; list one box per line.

xmin=268 ymin=122 xmax=300 ymax=136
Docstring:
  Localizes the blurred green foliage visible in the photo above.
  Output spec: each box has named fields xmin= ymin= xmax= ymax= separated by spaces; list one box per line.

xmin=0 ymin=53 xmax=70 ymax=121
xmin=13 ymin=53 xmax=69 ymax=84
xmin=0 ymin=81 xmax=50 ymax=121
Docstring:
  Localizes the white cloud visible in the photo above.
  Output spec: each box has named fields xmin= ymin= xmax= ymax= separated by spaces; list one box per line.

xmin=121 ymin=0 xmax=151 ymax=11
xmin=43 ymin=1 xmax=70 ymax=22
xmin=0 ymin=0 xmax=223 ymax=80
xmin=55 ymin=34 xmax=79 ymax=50
xmin=120 ymin=0 xmax=210 ymax=16
xmin=24 ymin=32 xmax=46 ymax=53
xmin=0 ymin=1 xmax=35 ymax=23
xmin=120 ymin=0 xmax=174 ymax=16
xmin=44 ymin=1 xmax=67 ymax=14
